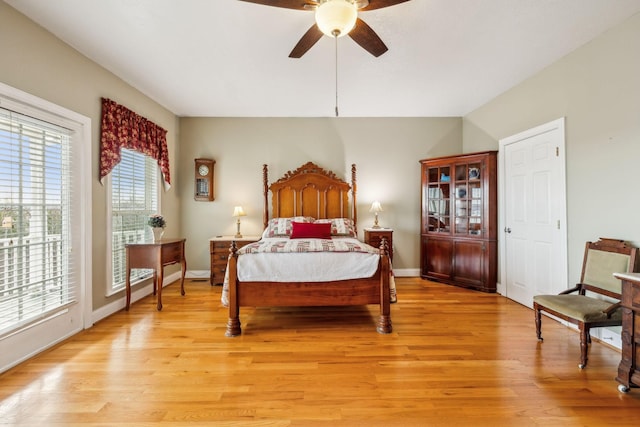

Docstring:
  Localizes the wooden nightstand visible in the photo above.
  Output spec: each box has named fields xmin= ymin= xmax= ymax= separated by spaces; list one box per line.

xmin=364 ymin=228 xmax=393 ymax=262
xmin=209 ymin=236 xmax=260 ymax=285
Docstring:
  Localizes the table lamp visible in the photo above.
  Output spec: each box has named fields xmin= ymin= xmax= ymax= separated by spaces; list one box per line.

xmin=369 ymin=201 xmax=383 ymax=229
xmin=233 ymin=206 xmax=246 ymax=238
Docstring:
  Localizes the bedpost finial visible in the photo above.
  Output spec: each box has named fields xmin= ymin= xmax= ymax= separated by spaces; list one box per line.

xmin=351 ymin=164 xmax=357 ymax=233
xmin=263 ymin=164 xmax=269 ymax=229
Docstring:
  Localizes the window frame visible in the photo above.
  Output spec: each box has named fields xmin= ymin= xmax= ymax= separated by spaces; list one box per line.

xmin=105 ymin=149 xmax=162 ymax=296
xmin=0 ymin=81 xmax=92 ymax=373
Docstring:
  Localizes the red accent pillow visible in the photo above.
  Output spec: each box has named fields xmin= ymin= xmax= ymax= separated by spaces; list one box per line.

xmin=290 ymin=221 xmax=332 ymax=239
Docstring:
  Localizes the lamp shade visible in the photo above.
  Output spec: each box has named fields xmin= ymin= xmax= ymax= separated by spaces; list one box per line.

xmin=315 ymin=0 xmax=358 ymax=38
xmin=369 ymin=201 xmax=383 ymax=213
xmin=232 ymin=206 xmax=246 ymax=217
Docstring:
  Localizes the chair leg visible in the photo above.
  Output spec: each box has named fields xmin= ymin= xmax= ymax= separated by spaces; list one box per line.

xmin=579 ymin=325 xmax=589 ymax=369
xmin=534 ymin=305 xmax=543 ymax=341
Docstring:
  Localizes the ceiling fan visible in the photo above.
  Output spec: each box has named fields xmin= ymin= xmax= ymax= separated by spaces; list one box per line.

xmin=239 ymin=0 xmax=410 ymax=58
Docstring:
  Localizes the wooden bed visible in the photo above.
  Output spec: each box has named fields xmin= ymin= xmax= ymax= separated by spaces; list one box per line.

xmin=225 ymin=161 xmax=392 ymax=337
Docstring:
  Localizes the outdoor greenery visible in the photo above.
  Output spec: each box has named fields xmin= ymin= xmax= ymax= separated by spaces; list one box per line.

xmin=0 ymin=207 xmax=62 ymax=238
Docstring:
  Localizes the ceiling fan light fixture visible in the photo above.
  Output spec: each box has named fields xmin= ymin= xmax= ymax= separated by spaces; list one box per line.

xmin=315 ymin=0 xmax=358 ymax=38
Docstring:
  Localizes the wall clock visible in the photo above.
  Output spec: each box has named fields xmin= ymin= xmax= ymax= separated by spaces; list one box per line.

xmin=194 ymin=158 xmax=215 ymax=201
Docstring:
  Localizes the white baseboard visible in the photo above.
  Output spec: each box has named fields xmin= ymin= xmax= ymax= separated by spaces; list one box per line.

xmin=393 ymin=268 xmax=420 ymax=277
xmin=91 ymin=271 xmax=182 ymax=325
xmin=186 ymin=269 xmax=210 ymax=279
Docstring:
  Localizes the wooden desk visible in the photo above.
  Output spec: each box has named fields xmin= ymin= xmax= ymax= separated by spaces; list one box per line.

xmin=125 ymin=238 xmax=187 ymax=311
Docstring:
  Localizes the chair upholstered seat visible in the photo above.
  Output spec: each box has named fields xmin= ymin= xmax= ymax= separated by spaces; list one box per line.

xmin=533 ymin=294 xmax=622 ymax=322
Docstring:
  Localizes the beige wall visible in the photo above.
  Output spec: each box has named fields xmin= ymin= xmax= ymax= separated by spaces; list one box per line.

xmin=0 ymin=3 xmax=181 ymax=310
xmin=463 ymin=12 xmax=640 ymax=283
xmin=179 ymin=117 xmax=462 ymax=271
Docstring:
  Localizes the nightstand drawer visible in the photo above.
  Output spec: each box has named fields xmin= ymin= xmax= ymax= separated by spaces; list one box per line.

xmin=213 ymin=251 xmax=230 ymax=261
xmin=212 ymin=264 xmax=227 ymax=278
xmin=212 ymin=257 xmax=228 ymax=268
xmin=213 ymin=241 xmax=231 ymax=250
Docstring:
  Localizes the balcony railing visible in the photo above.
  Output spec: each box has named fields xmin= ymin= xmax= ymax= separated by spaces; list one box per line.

xmin=0 ymin=235 xmax=67 ymax=335
xmin=0 ymin=227 xmax=154 ymax=334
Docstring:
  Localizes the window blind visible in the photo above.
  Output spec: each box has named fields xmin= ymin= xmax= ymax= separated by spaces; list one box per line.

xmin=110 ymin=148 xmax=159 ymax=291
xmin=0 ymin=107 xmax=75 ymax=336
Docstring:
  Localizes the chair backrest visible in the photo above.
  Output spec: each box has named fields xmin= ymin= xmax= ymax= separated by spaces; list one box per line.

xmin=581 ymin=238 xmax=639 ymax=298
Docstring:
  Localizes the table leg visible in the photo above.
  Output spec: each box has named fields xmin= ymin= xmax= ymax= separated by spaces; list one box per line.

xmin=180 ymin=255 xmax=187 ymax=296
xmin=125 ymin=266 xmax=131 ymax=311
xmin=152 ymin=270 xmax=157 ymax=295
xmin=157 ymin=266 xmax=163 ymax=311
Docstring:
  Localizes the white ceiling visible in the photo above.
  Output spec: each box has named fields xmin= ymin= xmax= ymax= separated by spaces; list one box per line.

xmin=6 ymin=0 xmax=640 ymax=117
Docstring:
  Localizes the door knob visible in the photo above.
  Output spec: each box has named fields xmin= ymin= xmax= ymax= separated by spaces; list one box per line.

xmin=505 ymin=227 xmax=512 ymax=233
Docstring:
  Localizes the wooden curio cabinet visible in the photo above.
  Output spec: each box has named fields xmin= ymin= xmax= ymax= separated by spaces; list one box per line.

xmin=419 ymin=151 xmax=497 ymax=292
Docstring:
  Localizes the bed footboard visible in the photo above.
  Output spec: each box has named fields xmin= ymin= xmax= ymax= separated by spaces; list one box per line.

xmin=225 ymin=238 xmax=393 ymax=337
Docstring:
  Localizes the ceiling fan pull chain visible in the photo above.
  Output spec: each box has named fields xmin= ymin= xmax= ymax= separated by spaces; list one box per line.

xmin=335 ymin=34 xmax=339 ymax=117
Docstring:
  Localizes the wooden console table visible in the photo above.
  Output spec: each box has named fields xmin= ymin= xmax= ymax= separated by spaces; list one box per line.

xmin=125 ymin=238 xmax=187 ymax=311
xmin=613 ymin=272 xmax=640 ymax=393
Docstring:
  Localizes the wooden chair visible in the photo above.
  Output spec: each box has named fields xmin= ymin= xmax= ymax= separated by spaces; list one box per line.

xmin=533 ymin=238 xmax=638 ymax=369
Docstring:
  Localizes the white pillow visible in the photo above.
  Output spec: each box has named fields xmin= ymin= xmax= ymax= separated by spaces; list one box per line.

xmin=313 ymin=218 xmax=356 ymax=237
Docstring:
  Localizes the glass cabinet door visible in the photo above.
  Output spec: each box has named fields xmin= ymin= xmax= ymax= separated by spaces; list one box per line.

xmin=453 ymin=162 xmax=483 ymax=236
xmin=425 ymin=166 xmax=450 ymax=233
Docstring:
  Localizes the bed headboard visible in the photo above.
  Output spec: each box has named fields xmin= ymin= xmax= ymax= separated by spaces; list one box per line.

xmin=263 ymin=162 xmax=358 ymax=230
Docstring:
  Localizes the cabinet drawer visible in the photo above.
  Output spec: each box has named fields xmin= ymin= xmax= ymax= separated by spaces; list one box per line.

xmin=212 ymin=257 xmax=228 ymax=268
xmin=212 ymin=250 xmax=230 ymax=260
xmin=212 ymin=265 xmax=227 ymax=275
xmin=213 ymin=241 xmax=232 ymax=250
xmin=161 ymin=243 xmax=182 ymax=265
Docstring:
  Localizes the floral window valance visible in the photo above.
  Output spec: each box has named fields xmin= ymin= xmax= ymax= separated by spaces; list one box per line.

xmin=99 ymin=97 xmax=171 ymax=190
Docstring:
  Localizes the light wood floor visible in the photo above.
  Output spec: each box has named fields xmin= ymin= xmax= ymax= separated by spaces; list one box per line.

xmin=1 ymin=278 xmax=638 ymax=426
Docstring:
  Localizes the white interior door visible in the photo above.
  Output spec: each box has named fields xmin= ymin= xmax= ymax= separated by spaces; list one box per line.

xmin=499 ymin=118 xmax=568 ymax=307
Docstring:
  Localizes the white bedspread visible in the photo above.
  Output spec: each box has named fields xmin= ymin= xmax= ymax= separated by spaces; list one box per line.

xmin=238 ymin=250 xmax=379 ymax=282
xmin=221 ymin=237 xmax=395 ymax=306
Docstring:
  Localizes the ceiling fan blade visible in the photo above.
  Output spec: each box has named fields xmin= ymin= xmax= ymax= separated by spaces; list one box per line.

xmin=360 ymin=0 xmax=410 ymax=11
xmin=237 ymin=0 xmax=315 ymax=11
xmin=289 ymin=25 xmax=324 ymax=58
xmin=349 ymin=18 xmax=388 ymax=57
